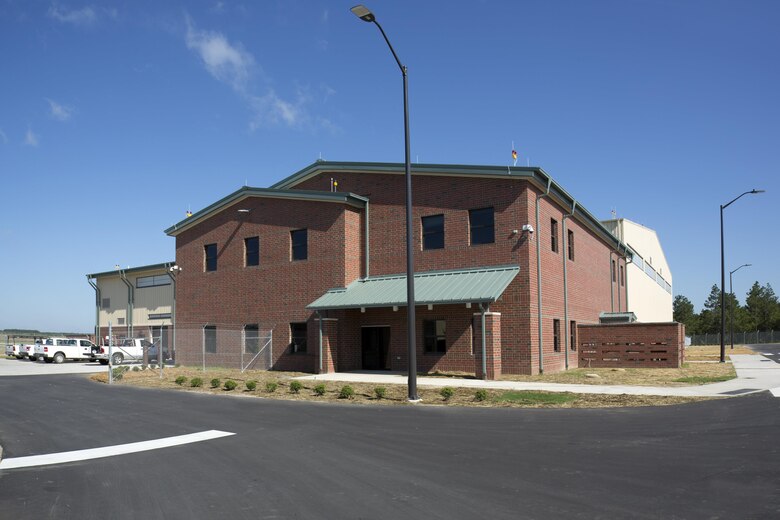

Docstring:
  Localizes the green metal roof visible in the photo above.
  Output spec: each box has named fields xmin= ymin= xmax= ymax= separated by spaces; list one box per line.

xmin=164 ymin=186 xmax=368 ymax=237
xmin=307 ymin=265 xmax=520 ymax=311
xmin=86 ymin=262 xmax=175 ymax=279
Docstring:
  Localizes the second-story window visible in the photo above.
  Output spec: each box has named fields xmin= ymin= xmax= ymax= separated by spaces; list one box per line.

xmin=469 ymin=207 xmax=494 ymax=245
xmin=567 ymin=230 xmax=575 ymax=261
xmin=422 ymin=214 xmax=444 ymax=250
xmin=245 ymin=236 xmax=259 ymax=267
xmin=205 ymin=243 xmax=217 ymax=272
xmin=551 ymin=218 xmax=559 ymax=252
xmin=291 ymin=229 xmax=308 ymax=261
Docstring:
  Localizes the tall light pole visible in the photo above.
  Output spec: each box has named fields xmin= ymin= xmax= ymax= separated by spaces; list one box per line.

xmin=729 ymin=263 xmax=751 ymax=350
xmin=720 ymin=189 xmax=764 ymax=363
xmin=351 ymin=4 xmax=418 ymax=401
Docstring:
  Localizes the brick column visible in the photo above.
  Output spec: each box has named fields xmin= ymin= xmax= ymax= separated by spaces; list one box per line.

xmin=474 ymin=312 xmax=502 ymax=380
xmin=316 ymin=318 xmax=338 ymax=374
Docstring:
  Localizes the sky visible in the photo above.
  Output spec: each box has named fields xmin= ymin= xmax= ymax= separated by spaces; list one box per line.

xmin=1 ymin=0 xmax=778 ymax=332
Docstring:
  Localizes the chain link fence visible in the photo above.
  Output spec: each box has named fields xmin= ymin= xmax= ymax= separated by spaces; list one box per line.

xmin=689 ymin=330 xmax=780 ymax=346
xmin=174 ymin=323 xmax=274 ymax=372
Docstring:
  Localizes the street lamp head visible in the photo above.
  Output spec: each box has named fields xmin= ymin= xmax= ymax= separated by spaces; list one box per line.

xmin=751 ymin=189 xmax=766 ymax=194
xmin=351 ymin=5 xmax=375 ymax=22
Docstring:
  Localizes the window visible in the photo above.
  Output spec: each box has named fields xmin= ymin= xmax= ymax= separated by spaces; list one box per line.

xmin=570 ymin=321 xmax=577 ymax=351
xmin=245 ymin=236 xmax=259 ymax=266
xmin=148 ymin=313 xmax=171 ymax=320
xmin=136 ymin=274 xmax=171 ymax=288
xmin=423 ymin=320 xmax=446 ymax=354
xmin=567 ymin=230 xmax=575 ymax=261
xmin=290 ymin=323 xmax=307 ymax=353
xmin=422 ymin=214 xmax=444 ymax=250
xmin=551 ymin=219 xmax=558 ymax=252
xmin=244 ymin=324 xmax=259 ymax=354
xmin=118 ymin=317 xmax=125 ymax=325
xmin=291 ymin=229 xmax=307 ymax=261
xmin=205 ymin=243 xmax=218 ymax=272
xmin=204 ymin=325 xmax=217 ymax=353
xmin=620 ymin=265 xmax=624 ymax=286
xmin=469 ymin=207 xmax=494 ymax=245
xmin=101 ymin=297 xmax=110 ymax=309
xmin=612 ymin=259 xmax=617 ymax=282
xmin=553 ymin=319 xmax=561 ymax=352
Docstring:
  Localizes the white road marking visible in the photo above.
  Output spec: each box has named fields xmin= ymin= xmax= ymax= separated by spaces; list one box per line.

xmin=0 ymin=430 xmax=235 ymax=470
xmin=771 ymin=387 xmax=780 ymax=398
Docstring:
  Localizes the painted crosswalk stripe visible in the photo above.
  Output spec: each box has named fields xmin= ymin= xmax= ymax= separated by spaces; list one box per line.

xmin=0 ymin=430 xmax=235 ymax=470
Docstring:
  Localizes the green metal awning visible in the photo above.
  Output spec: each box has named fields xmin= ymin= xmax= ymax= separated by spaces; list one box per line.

xmin=307 ymin=265 xmax=519 ymax=311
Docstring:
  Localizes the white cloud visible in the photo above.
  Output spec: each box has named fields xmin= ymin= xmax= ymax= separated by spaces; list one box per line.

xmin=47 ymin=4 xmax=97 ymax=25
xmin=185 ymin=16 xmax=254 ymax=93
xmin=24 ymin=128 xmax=39 ymax=147
xmin=46 ymin=98 xmax=74 ymax=121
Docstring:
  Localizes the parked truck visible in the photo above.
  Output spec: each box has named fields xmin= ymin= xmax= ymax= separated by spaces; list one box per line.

xmin=19 ymin=340 xmax=43 ymax=361
xmin=34 ymin=337 xmax=99 ymax=364
xmin=95 ymin=338 xmax=156 ymax=365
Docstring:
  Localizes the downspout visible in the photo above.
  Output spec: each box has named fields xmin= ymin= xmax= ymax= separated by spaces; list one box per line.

xmin=166 ymin=263 xmax=178 ymax=376
xmin=562 ymin=200 xmax=577 ymax=370
xmin=623 ymin=246 xmax=631 ymax=312
xmin=478 ymin=303 xmax=488 ymax=380
xmin=534 ymin=178 xmax=552 ymax=374
xmin=119 ymin=269 xmax=134 ymax=338
xmin=316 ymin=310 xmax=323 ymax=373
xmin=87 ymin=277 xmax=100 ymax=344
xmin=365 ymin=201 xmax=370 ymax=279
xmin=617 ymin=248 xmax=622 ymax=312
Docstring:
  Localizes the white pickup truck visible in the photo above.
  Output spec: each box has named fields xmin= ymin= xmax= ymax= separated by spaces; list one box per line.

xmin=34 ymin=337 xmax=98 ymax=364
xmin=95 ymin=338 xmax=155 ymax=365
xmin=19 ymin=341 xmax=43 ymax=361
xmin=5 ymin=343 xmax=22 ymax=359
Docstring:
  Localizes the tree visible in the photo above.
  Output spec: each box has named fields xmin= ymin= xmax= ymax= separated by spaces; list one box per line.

xmin=745 ymin=282 xmax=780 ymax=331
xmin=673 ymin=295 xmax=699 ymax=334
xmin=698 ymin=285 xmax=722 ymax=334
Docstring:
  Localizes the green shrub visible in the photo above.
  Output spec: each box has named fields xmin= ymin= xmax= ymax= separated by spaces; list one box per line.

xmin=245 ymin=380 xmax=257 ymax=391
xmin=266 ymin=381 xmax=278 ymax=393
xmin=175 ymin=376 xmax=188 ymax=386
xmin=289 ymin=380 xmax=303 ymax=394
xmin=210 ymin=378 xmax=221 ymax=389
xmin=111 ymin=366 xmax=129 ymax=381
xmin=313 ymin=383 xmax=326 ymax=396
xmin=132 ymin=366 xmax=140 ymax=372
xmin=224 ymin=380 xmax=238 ymax=391
xmin=440 ymin=387 xmax=455 ymax=400
xmin=338 ymin=385 xmax=355 ymax=399
xmin=474 ymin=389 xmax=488 ymax=402
xmin=374 ymin=386 xmax=387 ymax=399
xmin=190 ymin=377 xmax=203 ymax=388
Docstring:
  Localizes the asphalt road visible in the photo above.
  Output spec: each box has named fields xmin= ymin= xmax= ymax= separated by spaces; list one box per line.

xmin=746 ymin=343 xmax=780 ymax=364
xmin=1 ymin=375 xmax=779 ymax=520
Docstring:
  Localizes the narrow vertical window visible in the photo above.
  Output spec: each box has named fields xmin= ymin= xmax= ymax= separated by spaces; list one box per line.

xmin=570 ymin=321 xmax=577 ymax=351
xmin=245 ymin=236 xmax=259 ymax=267
xmin=551 ymin=219 xmax=558 ymax=252
xmin=290 ymin=323 xmax=307 ymax=353
xmin=469 ymin=208 xmax=494 ymax=245
xmin=612 ymin=259 xmax=617 ymax=282
xmin=205 ymin=243 xmax=217 ymax=272
xmin=567 ymin=230 xmax=574 ymax=261
xmin=423 ymin=320 xmax=447 ymax=353
xmin=422 ymin=214 xmax=444 ymax=250
xmin=553 ymin=319 xmax=561 ymax=352
xmin=291 ymin=229 xmax=308 ymax=261
xmin=204 ymin=325 xmax=217 ymax=353
xmin=244 ymin=324 xmax=259 ymax=353
xmin=620 ymin=264 xmax=625 ymax=286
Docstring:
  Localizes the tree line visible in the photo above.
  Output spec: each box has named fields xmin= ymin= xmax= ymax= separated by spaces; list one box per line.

xmin=674 ymin=281 xmax=779 ymax=335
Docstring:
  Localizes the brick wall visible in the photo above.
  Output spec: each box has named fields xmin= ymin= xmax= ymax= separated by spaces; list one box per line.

xmin=577 ymin=322 xmax=685 ymax=368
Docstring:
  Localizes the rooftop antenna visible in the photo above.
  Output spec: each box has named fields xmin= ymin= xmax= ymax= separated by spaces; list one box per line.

xmin=611 ymin=208 xmax=617 ymax=219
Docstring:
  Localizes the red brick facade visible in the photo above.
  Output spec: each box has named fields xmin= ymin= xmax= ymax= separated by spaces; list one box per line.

xmin=170 ymin=163 xmax=630 ymax=377
xmin=578 ymin=322 xmax=685 ymax=368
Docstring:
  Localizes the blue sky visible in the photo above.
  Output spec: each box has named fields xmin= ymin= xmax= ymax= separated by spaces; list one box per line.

xmin=1 ymin=0 xmax=777 ymax=332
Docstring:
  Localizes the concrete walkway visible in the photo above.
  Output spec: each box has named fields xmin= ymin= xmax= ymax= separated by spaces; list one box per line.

xmin=296 ymin=354 xmax=780 ymax=398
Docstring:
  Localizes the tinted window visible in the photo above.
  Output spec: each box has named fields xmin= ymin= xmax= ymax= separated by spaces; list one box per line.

xmin=290 ymin=323 xmax=307 ymax=353
xmin=551 ymin=219 xmax=558 ymax=252
xmin=469 ymin=208 xmax=494 ymax=245
xmin=422 ymin=214 xmax=444 ymax=250
xmin=204 ymin=326 xmax=217 ymax=353
xmin=291 ymin=229 xmax=307 ymax=261
xmin=205 ymin=243 xmax=218 ymax=272
xmin=423 ymin=320 xmax=446 ymax=353
xmin=245 ymin=236 xmax=259 ymax=266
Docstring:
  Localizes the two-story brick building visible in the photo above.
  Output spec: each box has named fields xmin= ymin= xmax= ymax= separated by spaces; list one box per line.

xmin=165 ymin=162 xmax=629 ymax=378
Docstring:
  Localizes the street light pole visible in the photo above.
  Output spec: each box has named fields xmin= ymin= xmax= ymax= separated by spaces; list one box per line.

xmin=351 ymin=5 xmax=418 ymax=401
xmin=720 ymin=190 xmax=764 ymax=363
xmin=729 ymin=263 xmax=751 ymax=350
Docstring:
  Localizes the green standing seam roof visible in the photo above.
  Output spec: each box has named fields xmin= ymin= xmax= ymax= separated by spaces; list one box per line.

xmin=307 ymin=265 xmax=520 ymax=311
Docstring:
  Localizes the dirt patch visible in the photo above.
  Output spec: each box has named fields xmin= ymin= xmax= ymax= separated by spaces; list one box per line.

xmin=684 ymin=344 xmax=756 ymax=361
xmin=92 ymin=367 xmax=712 ymax=409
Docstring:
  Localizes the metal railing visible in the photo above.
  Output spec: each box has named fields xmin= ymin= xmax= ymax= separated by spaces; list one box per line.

xmin=689 ymin=330 xmax=779 ymax=346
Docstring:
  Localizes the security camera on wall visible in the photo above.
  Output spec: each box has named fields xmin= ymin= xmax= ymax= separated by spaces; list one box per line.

xmin=522 ymin=224 xmax=534 ymax=234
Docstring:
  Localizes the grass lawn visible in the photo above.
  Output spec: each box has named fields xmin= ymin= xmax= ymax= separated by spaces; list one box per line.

xmin=92 ymin=366 xmax=711 ymax=409
xmin=684 ymin=344 xmax=755 ymax=361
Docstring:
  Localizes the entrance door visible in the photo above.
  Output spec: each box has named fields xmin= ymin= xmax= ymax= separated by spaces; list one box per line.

xmin=362 ymin=327 xmax=390 ymax=370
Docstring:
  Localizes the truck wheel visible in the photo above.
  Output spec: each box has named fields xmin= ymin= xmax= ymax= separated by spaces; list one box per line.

xmin=16 ymin=355 xmax=23 ymax=360
xmin=29 ymin=355 xmax=38 ymax=362
xmin=53 ymin=352 xmax=66 ymax=364
xmin=99 ymin=359 xmax=109 ymax=365
xmin=45 ymin=358 xmax=54 ymax=363
xmin=111 ymin=353 xmax=124 ymax=365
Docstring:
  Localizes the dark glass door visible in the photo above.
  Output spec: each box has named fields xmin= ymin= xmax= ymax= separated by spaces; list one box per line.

xmin=362 ymin=327 xmax=390 ymax=370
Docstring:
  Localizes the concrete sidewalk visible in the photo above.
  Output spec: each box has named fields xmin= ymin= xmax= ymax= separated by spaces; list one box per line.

xmin=296 ymin=354 xmax=780 ymax=398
